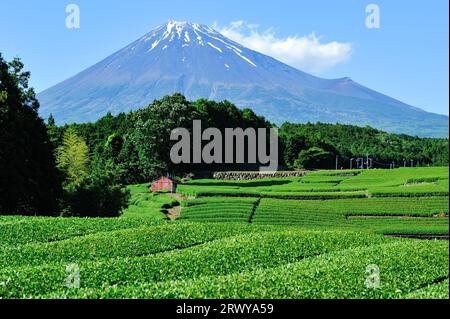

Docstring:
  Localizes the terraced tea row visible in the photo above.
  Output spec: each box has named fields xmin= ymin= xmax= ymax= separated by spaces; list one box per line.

xmin=0 ymin=229 xmax=394 ymax=298
xmin=178 ymin=198 xmax=258 ymax=222
xmin=47 ymin=239 xmax=449 ymax=299
xmin=256 ymin=197 xmax=449 ymax=217
xmin=253 ymin=198 xmax=448 ymax=234
xmin=178 ymin=167 xmax=449 ymax=198
xmin=178 ymin=196 xmax=448 ymax=234
xmin=0 ymin=216 xmax=163 ymax=246
xmin=0 ymin=223 xmax=273 ymax=269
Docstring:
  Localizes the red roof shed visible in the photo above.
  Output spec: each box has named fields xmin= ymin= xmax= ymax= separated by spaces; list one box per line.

xmin=150 ymin=176 xmax=177 ymax=193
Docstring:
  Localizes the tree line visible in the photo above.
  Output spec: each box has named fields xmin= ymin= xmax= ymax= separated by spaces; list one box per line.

xmin=1 ymin=55 xmax=129 ymax=217
xmin=280 ymin=122 xmax=449 ymax=169
xmin=1 ymin=55 xmax=448 ymax=216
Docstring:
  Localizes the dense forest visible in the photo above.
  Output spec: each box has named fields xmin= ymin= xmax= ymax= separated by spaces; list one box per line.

xmin=1 ymin=55 xmax=448 ymax=216
xmin=280 ymin=123 xmax=449 ymax=169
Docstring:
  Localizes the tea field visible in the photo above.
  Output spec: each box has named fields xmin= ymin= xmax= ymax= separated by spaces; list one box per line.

xmin=0 ymin=167 xmax=448 ymax=299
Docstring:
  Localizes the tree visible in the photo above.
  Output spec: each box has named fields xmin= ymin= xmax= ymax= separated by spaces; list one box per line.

xmin=105 ymin=133 xmax=124 ymax=163
xmin=56 ymin=127 xmax=129 ymax=218
xmin=294 ymin=146 xmax=335 ymax=169
xmin=282 ymin=133 xmax=308 ymax=167
xmin=131 ymin=94 xmax=198 ymax=179
xmin=46 ymin=113 xmax=63 ymax=149
xmin=56 ymin=127 xmax=90 ymax=188
xmin=0 ymin=54 xmax=60 ymax=215
xmin=116 ymin=134 xmax=146 ymax=184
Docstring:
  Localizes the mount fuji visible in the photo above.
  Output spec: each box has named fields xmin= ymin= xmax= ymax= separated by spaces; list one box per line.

xmin=37 ymin=21 xmax=448 ymax=137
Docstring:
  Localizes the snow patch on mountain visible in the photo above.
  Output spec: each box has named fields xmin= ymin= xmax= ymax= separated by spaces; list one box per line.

xmin=208 ymin=42 xmax=222 ymax=53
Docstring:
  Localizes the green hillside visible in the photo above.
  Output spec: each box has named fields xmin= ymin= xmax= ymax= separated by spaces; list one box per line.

xmin=1 ymin=167 xmax=448 ymax=299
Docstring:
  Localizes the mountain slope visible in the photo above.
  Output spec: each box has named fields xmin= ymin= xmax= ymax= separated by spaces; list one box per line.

xmin=37 ymin=21 xmax=448 ymax=137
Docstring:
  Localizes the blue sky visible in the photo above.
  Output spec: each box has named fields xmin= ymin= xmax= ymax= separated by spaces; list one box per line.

xmin=1 ymin=0 xmax=448 ymax=115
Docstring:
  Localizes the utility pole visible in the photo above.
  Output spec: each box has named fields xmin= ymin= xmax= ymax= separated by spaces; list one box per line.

xmin=350 ymin=158 xmax=354 ymax=170
xmin=403 ymin=159 xmax=406 ymax=167
xmin=335 ymin=155 xmax=338 ymax=170
xmin=366 ymin=153 xmax=369 ymax=169
xmin=410 ymin=159 xmax=414 ymax=167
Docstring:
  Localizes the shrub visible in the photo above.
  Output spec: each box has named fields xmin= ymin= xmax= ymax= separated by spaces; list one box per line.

xmin=61 ymin=174 xmax=130 ymax=217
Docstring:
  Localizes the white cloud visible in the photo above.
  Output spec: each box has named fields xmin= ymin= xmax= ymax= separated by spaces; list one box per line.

xmin=214 ymin=21 xmax=353 ymax=74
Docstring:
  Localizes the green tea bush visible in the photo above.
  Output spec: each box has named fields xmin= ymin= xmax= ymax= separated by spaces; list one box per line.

xmin=403 ymin=279 xmax=449 ymax=299
xmin=77 ymin=240 xmax=448 ymax=299
xmin=0 ymin=223 xmax=268 ymax=269
xmin=0 ymin=216 xmax=162 ymax=246
xmin=48 ymin=239 xmax=448 ymax=299
xmin=0 ymin=230 xmax=393 ymax=298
